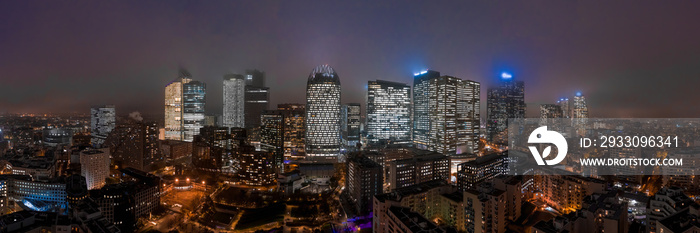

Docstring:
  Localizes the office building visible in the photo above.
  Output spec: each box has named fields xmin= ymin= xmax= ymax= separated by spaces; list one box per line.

xmin=374 ymin=180 xmax=459 ymax=232
xmin=346 ymin=154 xmax=383 ymax=214
xmin=557 ymin=98 xmax=571 ymax=118
xmin=343 ymin=103 xmax=361 ymax=148
xmin=388 ymin=152 xmax=449 ymax=190
xmin=540 ymin=104 xmax=563 ymax=119
xmin=277 ymin=104 xmax=305 ymax=157
xmin=104 ymin=121 xmax=160 ymax=171
xmin=413 ymin=70 xmax=480 ymax=155
xmin=456 ymin=152 xmax=507 ymax=191
xmin=486 ymin=72 xmax=525 ymax=144
xmin=80 ymin=148 xmax=110 ymax=190
xmin=366 ymin=80 xmax=411 ymax=146
xmin=0 ymin=175 xmax=68 ymax=213
xmin=182 ymin=80 xmax=206 ymax=142
xmin=223 ymin=74 xmax=245 ymax=128
xmin=305 ymin=64 xmax=341 ymax=160
xmin=260 ymin=110 xmax=284 ymax=172
xmin=164 ymin=68 xmax=206 ymax=142
xmin=90 ymin=105 xmax=115 ymax=147
xmin=238 ymin=145 xmax=276 ymax=186
xmin=244 ymin=69 xmax=270 ymax=129
xmin=164 ymin=68 xmax=192 ymax=141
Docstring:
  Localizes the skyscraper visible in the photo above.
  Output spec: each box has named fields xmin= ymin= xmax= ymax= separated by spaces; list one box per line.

xmin=343 ymin=103 xmax=361 ymax=148
xmin=557 ymin=98 xmax=571 ymax=118
xmin=572 ymin=92 xmax=588 ymax=119
xmin=277 ymin=104 xmax=306 ymax=157
xmin=412 ymin=70 xmax=441 ymax=151
xmin=223 ymin=74 xmax=245 ymax=128
xmin=486 ymin=72 xmax=525 ymax=144
xmin=165 ymin=69 xmax=191 ymax=141
xmin=366 ymin=80 xmax=411 ymax=146
xmin=347 ymin=154 xmax=383 ymax=215
xmin=183 ymin=81 xmax=206 ymax=142
xmin=413 ymin=71 xmax=480 ymax=155
xmin=244 ymin=69 xmax=270 ymax=130
xmin=540 ymin=104 xmax=563 ymax=119
xmin=305 ymin=64 xmax=341 ymax=160
xmin=91 ymin=105 xmax=115 ymax=147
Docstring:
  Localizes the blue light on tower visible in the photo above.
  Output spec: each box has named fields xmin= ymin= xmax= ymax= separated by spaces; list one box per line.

xmin=576 ymin=91 xmax=582 ymax=97
xmin=501 ymin=72 xmax=512 ymax=79
xmin=414 ymin=70 xmax=428 ymax=76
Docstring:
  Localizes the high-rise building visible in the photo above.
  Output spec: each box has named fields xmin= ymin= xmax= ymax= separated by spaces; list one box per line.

xmin=486 ymin=72 xmax=525 ymax=144
xmin=104 ymin=121 xmax=161 ymax=171
xmin=343 ymin=103 xmax=361 ymax=148
xmin=80 ymin=148 xmax=110 ymax=190
xmin=557 ymin=98 xmax=571 ymax=118
xmin=183 ymin=80 xmax=206 ymax=142
xmin=572 ymin=92 xmax=588 ymax=119
xmin=165 ymin=69 xmax=192 ymax=141
xmin=413 ymin=71 xmax=480 ymax=155
xmin=223 ymin=74 xmax=245 ymax=128
xmin=305 ymin=64 xmax=341 ymax=160
xmin=346 ymin=154 xmax=383 ymax=215
xmin=540 ymin=104 xmax=563 ymax=119
xmin=90 ymin=105 xmax=115 ymax=147
xmin=238 ymin=145 xmax=276 ymax=186
xmin=261 ymin=110 xmax=284 ymax=172
xmin=277 ymin=104 xmax=305 ymax=157
xmin=366 ymin=80 xmax=412 ymax=146
xmin=165 ymin=68 xmax=205 ymax=142
xmin=244 ymin=69 xmax=270 ymax=129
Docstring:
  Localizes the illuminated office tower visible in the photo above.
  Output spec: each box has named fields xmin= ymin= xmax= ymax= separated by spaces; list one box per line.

xmin=182 ymin=81 xmax=206 ymax=142
xmin=572 ymin=92 xmax=588 ymax=119
xmin=305 ymin=64 xmax=341 ymax=160
xmin=557 ymin=98 xmax=571 ymax=118
xmin=261 ymin=110 xmax=284 ymax=172
xmin=413 ymin=71 xmax=480 ymax=155
xmin=540 ymin=104 xmax=563 ymax=119
xmin=412 ymin=70 xmax=441 ymax=150
xmin=366 ymin=80 xmax=411 ymax=146
xmin=486 ymin=72 xmax=525 ymax=144
xmin=223 ymin=74 xmax=245 ymax=128
xmin=278 ymin=104 xmax=306 ymax=156
xmin=80 ymin=148 xmax=110 ymax=190
xmin=342 ymin=103 xmax=361 ymax=148
xmin=164 ymin=69 xmax=192 ymax=141
xmin=244 ymin=69 xmax=270 ymax=129
xmin=91 ymin=105 xmax=115 ymax=147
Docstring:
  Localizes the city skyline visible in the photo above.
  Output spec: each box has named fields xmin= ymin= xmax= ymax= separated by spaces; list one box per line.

xmin=3 ymin=2 xmax=700 ymax=118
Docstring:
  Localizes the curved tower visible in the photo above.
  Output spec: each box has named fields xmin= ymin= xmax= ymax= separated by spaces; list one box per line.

xmin=305 ymin=64 xmax=341 ymax=160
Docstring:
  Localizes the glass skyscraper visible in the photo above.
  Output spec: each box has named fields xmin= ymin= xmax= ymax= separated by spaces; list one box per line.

xmin=223 ymin=74 xmax=245 ymax=128
xmin=486 ymin=72 xmax=525 ymax=144
xmin=366 ymin=80 xmax=411 ymax=146
xmin=244 ymin=69 xmax=269 ymax=130
xmin=90 ymin=105 xmax=115 ymax=147
xmin=305 ymin=64 xmax=341 ymax=160
xmin=413 ymin=71 xmax=480 ymax=155
xmin=164 ymin=68 xmax=205 ymax=142
xmin=183 ymin=80 xmax=206 ymax=142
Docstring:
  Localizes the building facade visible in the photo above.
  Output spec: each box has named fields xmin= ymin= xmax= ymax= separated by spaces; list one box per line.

xmin=244 ymin=69 xmax=269 ymax=129
xmin=486 ymin=72 xmax=525 ymax=144
xmin=413 ymin=71 xmax=480 ymax=155
xmin=79 ymin=148 xmax=110 ymax=190
xmin=223 ymin=74 xmax=245 ymax=128
xmin=90 ymin=105 xmax=115 ymax=147
xmin=366 ymin=80 xmax=412 ymax=146
xmin=305 ymin=64 xmax=341 ymax=160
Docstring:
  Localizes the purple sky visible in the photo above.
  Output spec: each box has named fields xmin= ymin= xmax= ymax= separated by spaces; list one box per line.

xmin=2 ymin=1 xmax=700 ymax=118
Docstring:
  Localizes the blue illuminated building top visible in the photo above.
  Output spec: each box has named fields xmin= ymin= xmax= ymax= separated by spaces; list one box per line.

xmin=501 ymin=72 xmax=513 ymax=79
xmin=413 ymin=70 xmax=428 ymax=76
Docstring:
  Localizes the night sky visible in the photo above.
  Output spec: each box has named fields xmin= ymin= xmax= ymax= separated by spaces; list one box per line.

xmin=3 ymin=1 xmax=700 ymax=118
